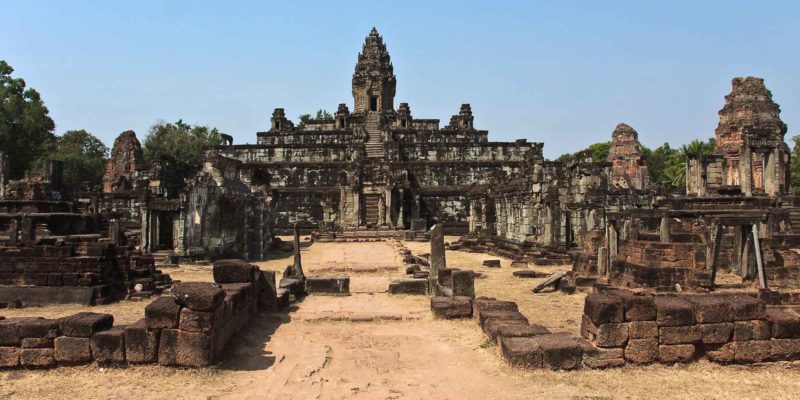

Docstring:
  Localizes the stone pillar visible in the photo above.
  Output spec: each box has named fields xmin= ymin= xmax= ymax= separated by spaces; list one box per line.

xmin=140 ymin=206 xmax=151 ymax=253
xmin=353 ymin=190 xmax=361 ymax=226
xmin=109 ymin=219 xmax=122 ymax=246
xmin=660 ymin=216 xmax=671 ymax=243
xmin=741 ymin=147 xmax=753 ymax=196
xmin=20 ymin=216 xmax=35 ymax=242
xmin=598 ymin=247 xmax=608 ymax=276
xmin=384 ymin=189 xmax=392 ymax=227
xmin=764 ymin=149 xmax=777 ymax=196
xmin=429 ymin=223 xmax=446 ymax=296
xmin=7 ymin=218 xmax=18 ymax=245
xmin=291 ymin=223 xmax=305 ymax=280
xmin=397 ymin=188 xmax=405 ymax=229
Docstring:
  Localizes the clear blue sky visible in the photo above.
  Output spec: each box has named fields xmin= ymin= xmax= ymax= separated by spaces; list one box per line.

xmin=3 ymin=1 xmax=798 ymax=159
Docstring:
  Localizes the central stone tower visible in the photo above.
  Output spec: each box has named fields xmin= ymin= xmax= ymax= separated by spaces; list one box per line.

xmin=352 ymin=27 xmax=396 ymax=114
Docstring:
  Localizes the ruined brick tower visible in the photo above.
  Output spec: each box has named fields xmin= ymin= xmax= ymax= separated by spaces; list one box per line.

xmin=715 ymin=77 xmax=789 ymax=195
xmin=608 ymin=123 xmax=649 ymax=190
xmin=352 ymin=27 xmax=396 ymax=114
xmin=687 ymin=77 xmax=790 ymax=196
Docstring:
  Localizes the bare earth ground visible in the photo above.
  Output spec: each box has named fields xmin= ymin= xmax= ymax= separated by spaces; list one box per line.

xmin=3 ymin=237 xmax=800 ymax=399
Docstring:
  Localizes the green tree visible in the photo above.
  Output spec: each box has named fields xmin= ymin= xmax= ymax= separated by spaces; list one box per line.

xmin=142 ymin=120 xmax=225 ymax=170
xmin=587 ymin=141 xmax=611 ymax=163
xmin=790 ymin=136 xmax=800 ymax=195
xmin=51 ymin=130 xmax=109 ymax=191
xmin=0 ymin=60 xmax=56 ymax=179
xmin=297 ymin=109 xmax=333 ymax=130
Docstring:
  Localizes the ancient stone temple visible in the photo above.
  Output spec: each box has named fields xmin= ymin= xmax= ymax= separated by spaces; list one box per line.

xmin=209 ymin=28 xmax=540 ymax=233
xmin=608 ymin=123 xmax=649 ymax=190
xmin=687 ymin=77 xmax=790 ymax=196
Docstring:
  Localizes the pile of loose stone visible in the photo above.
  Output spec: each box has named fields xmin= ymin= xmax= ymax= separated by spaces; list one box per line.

xmin=0 ymin=259 xmax=277 ymax=369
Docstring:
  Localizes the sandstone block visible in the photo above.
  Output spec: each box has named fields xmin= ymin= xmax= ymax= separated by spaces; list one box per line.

xmin=20 ymin=348 xmax=55 ymax=368
xmin=495 ymin=323 xmax=551 ymax=343
xmin=728 ymin=295 xmax=766 ymax=321
xmin=145 ymin=296 xmax=181 ymax=329
xmin=430 ymin=296 xmax=472 ymax=319
xmin=658 ymin=344 xmax=695 ymax=364
xmin=0 ymin=319 xmax=24 ymax=346
xmin=91 ymin=326 xmax=126 ymax=364
xmin=659 ymin=325 xmax=701 ymax=345
xmin=578 ymin=339 xmax=625 ymax=369
xmin=305 ymin=276 xmax=350 ymax=295
xmin=18 ymin=318 xmax=60 ymax=339
xmin=478 ymin=310 xmax=529 ymax=330
xmin=387 ymin=278 xmax=428 ymax=295
xmin=584 ymin=293 xmax=624 ymax=325
xmin=500 ymin=337 xmax=542 ymax=368
xmin=158 ymin=329 xmax=214 ymax=367
xmin=580 ymin=314 xmax=597 ymax=340
xmin=0 ymin=347 xmax=20 ymax=367
xmin=733 ymin=320 xmax=771 ymax=341
xmin=212 ymin=259 xmax=256 ymax=283
xmin=59 ymin=312 xmax=113 ymax=337
xmin=625 ymin=338 xmax=658 ymax=364
xmin=770 ymin=338 xmax=800 ymax=361
xmin=767 ymin=309 xmax=800 ymax=339
xmin=484 ymin=319 xmax=528 ymax=341
xmin=733 ymin=340 xmax=770 ymax=363
xmin=532 ymin=334 xmax=584 ymax=370
xmin=654 ymin=297 xmax=694 ymax=327
xmin=628 ymin=321 xmax=658 ymax=339
xmin=124 ymin=319 xmax=159 ymax=364
xmin=54 ymin=336 xmax=92 ymax=364
xmin=180 ymin=308 xmax=216 ymax=333
xmin=610 ymin=290 xmax=656 ymax=321
xmin=687 ymin=295 xmax=733 ymax=324
xmin=473 ymin=297 xmax=518 ymax=323
xmin=451 ymin=270 xmax=475 ymax=298
xmin=699 ymin=323 xmax=734 ymax=344
xmin=171 ymin=282 xmax=225 ymax=312
xmin=21 ymin=337 xmax=53 ymax=349
xmin=706 ymin=343 xmax=735 ymax=364
xmin=596 ymin=323 xmax=629 ymax=348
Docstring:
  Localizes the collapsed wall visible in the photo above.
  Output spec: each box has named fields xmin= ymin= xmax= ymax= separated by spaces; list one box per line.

xmin=0 ymin=260 xmax=276 ymax=369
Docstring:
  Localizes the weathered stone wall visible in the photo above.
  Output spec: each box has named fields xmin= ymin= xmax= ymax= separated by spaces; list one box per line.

xmin=0 ymin=261 xmax=276 ymax=369
xmin=0 ymin=234 xmax=170 ymax=306
xmin=582 ymin=290 xmax=800 ymax=365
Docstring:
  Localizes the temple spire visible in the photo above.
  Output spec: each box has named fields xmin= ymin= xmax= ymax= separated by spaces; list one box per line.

xmin=352 ymin=28 xmax=396 ymax=113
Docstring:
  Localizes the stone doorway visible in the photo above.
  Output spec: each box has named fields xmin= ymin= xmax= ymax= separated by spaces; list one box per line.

xmin=362 ymin=194 xmax=381 ymax=226
xmin=155 ymin=211 xmax=178 ymax=250
xmin=369 ymin=96 xmax=378 ymax=112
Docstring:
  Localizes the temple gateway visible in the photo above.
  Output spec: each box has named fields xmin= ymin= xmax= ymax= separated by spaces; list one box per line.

xmin=208 ymin=28 xmax=540 ymax=233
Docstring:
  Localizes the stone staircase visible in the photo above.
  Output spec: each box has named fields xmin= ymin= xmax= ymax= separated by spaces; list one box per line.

xmin=364 ymin=113 xmax=384 ymax=158
xmin=364 ymin=194 xmax=380 ymax=225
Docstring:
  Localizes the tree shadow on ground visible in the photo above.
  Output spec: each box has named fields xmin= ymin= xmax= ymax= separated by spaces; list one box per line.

xmin=216 ymin=304 xmax=300 ymax=371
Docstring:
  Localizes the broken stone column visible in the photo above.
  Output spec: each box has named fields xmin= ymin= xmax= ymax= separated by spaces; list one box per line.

xmin=452 ymin=270 xmax=475 ymax=298
xmin=108 ymin=219 xmax=122 ymax=246
xmin=660 ymin=216 xmax=671 ymax=243
xmin=429 ymin=223 xmax=446 ymax=295
xmin=7 ymin=218 xmax=18 ymax=245
xmin=291 ymin=223 xmax=305 ymax=280
xmin=20 ymin=216 xmax=34 ymax=242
